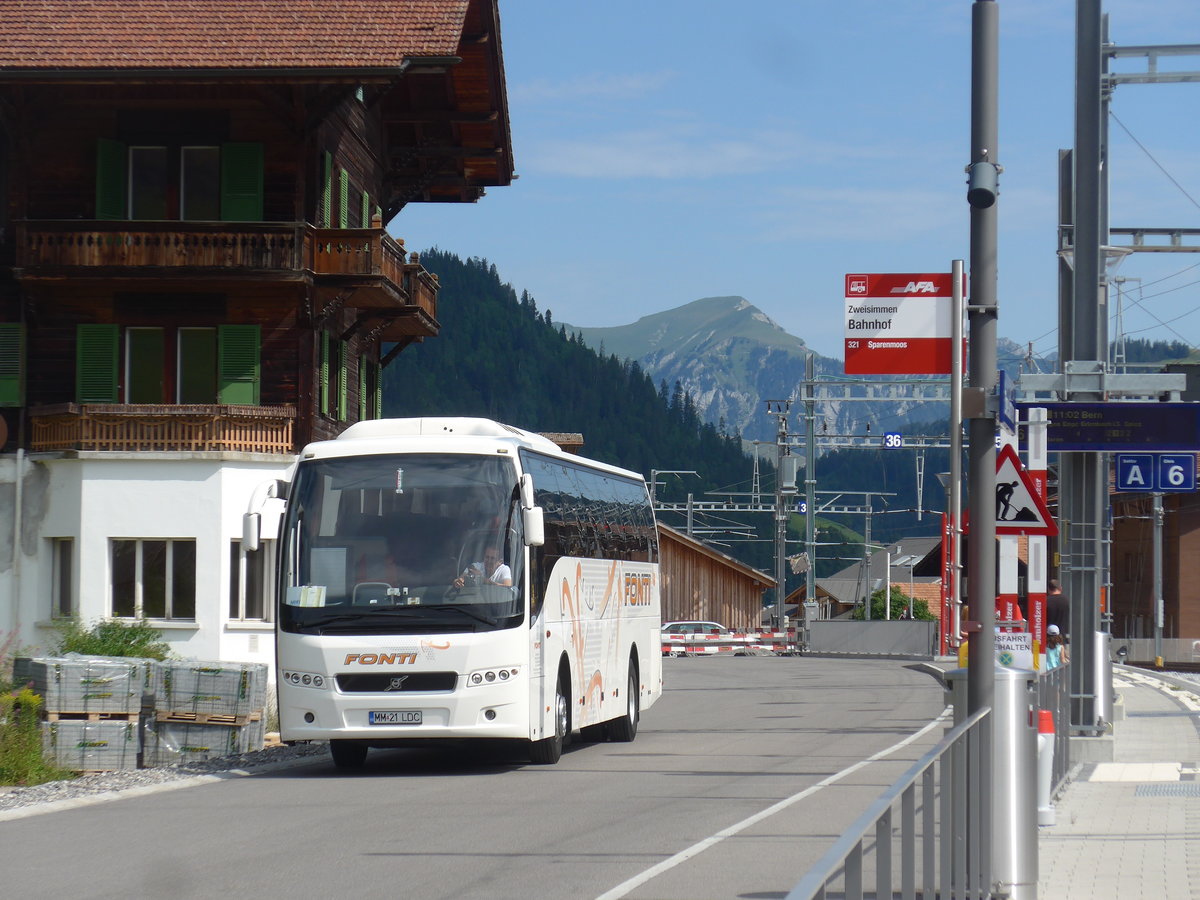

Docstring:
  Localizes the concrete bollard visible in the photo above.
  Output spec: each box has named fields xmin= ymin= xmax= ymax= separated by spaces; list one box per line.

xmin=1037 ymin=708 xmax=1057 ymax=826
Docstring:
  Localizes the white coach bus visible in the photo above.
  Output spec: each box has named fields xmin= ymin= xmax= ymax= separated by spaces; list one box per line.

xmin=271 ymin=417 xmax=661 ymax=767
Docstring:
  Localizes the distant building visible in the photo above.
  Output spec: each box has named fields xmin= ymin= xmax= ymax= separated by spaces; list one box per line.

xmin=658 ymin=525 xmax=775 ymax=631
xmin=0 ymin=1 xmax=513 ymax=663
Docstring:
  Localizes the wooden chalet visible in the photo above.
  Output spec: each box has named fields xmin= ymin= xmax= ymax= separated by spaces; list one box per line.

xmin=658 ymin=524 xmax=776 ymax=632
xmin=0 ymin=0 xmax=512 ymax=454
xmin=0 ymin=1 xmax=513 ymax=662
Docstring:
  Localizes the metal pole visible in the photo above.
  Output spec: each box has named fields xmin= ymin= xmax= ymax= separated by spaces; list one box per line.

xmin=967 ymin=5 xmax=1002 ymax=892
xmin=967 ymin=0 xmax=998 ymax=717
xmin=1063 ymin=0 xmax=1105 ymax=732
xmin=950 ymin=258 xmax=965 ymax=644
xmin=1154 ymin=492 xmax=1164 ymax=667
xmin=805 ymin=353 xmax=817 ymax=610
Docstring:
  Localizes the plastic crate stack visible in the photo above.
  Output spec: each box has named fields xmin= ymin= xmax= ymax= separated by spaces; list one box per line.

xmin=144 ymin=661 xmax=269 ymax=767
xmin=29 ymin=656 xmax=154 ymax=772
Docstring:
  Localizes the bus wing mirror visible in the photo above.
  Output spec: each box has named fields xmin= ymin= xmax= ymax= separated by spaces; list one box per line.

xmin=523 ymin=507 xmax=545 ymax=547
xmin=519 ymin=473 xmax=536 ymax=509
xmin=242 ymin=512 xmax=261 ymax=553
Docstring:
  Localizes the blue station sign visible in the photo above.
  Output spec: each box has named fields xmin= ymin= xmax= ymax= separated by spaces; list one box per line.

xmin=1115 ymin=453 xmax=1197 ymax=493
xmin=1017 ymin=402 xmax=1200 ymax=452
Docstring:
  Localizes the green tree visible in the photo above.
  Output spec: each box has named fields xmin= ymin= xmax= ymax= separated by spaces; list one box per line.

xmin=851 ymin=586 xmax=936 ymax=621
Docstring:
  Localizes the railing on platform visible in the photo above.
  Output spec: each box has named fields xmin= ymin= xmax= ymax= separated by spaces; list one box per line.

xmin=29 ymin=404 xmax=296 ymax=454
xmin=787 ymin=707 xmax=994 ymax=900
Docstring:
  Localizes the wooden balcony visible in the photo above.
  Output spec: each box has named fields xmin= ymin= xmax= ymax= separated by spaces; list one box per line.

xmin=13 ymin=220 xmax=439 ymax=337
xmin=29 ymin=404 xmax=296 ymax=454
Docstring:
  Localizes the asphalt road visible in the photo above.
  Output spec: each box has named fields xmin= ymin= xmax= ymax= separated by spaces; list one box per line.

xmin=3 ymin=656 xmax=948 ymax=900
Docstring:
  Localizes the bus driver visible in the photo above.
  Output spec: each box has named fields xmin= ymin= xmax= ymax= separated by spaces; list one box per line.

xmin=454 ymin=546 xmax=512 ymax=589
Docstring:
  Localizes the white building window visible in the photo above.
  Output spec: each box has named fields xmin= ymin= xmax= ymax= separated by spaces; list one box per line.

xmin=111 ymin=539 xmax=196 ymax=620
xmin=51 ymin=538 xmax=74 ymax=618
xmin=229 ymin=539 xmax=271 ymax=621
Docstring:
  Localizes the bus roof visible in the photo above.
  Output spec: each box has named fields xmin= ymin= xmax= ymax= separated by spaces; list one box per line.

xmin=301 ymin=417 xmax=644 ymax=482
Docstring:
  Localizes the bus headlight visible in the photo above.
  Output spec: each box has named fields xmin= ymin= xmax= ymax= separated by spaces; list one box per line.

xmin=282 ymin=669 xmax=331 ymax=690
xmin=466 ymin=667 xmax=519 ymax=687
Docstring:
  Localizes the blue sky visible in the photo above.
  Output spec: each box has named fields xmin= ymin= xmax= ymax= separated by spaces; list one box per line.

xmin=397 ymin=0 xmax=1200 ymax=362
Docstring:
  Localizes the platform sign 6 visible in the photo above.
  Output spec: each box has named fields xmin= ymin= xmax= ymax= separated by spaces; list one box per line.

xmin=1116 ymin=453 xmax=1196 ymax=492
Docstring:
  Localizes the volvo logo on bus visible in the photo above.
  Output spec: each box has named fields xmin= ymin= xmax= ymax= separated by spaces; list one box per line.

xmin=386 ymin=676 xmax=409 ymax=691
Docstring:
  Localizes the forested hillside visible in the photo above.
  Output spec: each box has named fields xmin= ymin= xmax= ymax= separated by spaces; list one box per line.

xmin=381 ymin=250 xmax=775 ymax=570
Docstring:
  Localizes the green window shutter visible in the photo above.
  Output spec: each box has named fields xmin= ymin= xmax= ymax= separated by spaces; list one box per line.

xmin=0 ymin=323 xmax=24 ymax=406
xmin=76 ymin=324 xmax=119 ymax=403
xmin=319 ymin=331 xmax=330 ymax=415
xmin=373 ymin=360 xmax=383 ymax=419
xmin=321 ymin=151 xmax=333 ymax=227
xmin=95 ymin=139 xmax=128 ymax=220
xmin=220 ymin=143 xmax=264 ymax=222
xmin=338 ymin=169 xmax=350 ymax=229
xmin=126 ymin=327 xmax=165 ymax=403
xmin=217 ymin=325 xmax=260 ymax=405
xmin=357 ymin=356 xmax=367 ymax=421
xmin=362 ymin=191 xmax=372 ymax=228
xmin=335 ymin=340 xmax=347 ymax=421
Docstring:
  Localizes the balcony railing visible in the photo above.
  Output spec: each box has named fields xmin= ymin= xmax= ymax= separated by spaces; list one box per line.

xmin=16 ymin=221 xmax=306 ymax=270
xmin=15 ymin=220 xmax=433 ymax=312
xmin=29 ymin=404 xmax=296 ymax=454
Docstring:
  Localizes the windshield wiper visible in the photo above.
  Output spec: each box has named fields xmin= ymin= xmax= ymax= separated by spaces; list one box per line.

xmin=437 ymin=604 xmax=501 ymax=626
xmin=297 ymin=609 xmax=425 ymax=628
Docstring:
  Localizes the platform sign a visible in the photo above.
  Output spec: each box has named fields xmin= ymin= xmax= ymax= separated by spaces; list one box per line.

xmin=1116 ymin=453 xmax=1196 ymax=493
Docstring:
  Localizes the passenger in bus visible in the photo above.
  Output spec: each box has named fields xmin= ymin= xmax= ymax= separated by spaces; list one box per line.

xmin=454 ymin=546 xmax=512 ymax=589
xmin=356 ymin=541 xmax=404 ymax=587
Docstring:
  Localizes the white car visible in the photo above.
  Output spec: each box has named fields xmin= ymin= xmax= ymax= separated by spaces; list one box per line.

xmin=661 ymin=621 xmax=731 ymax=656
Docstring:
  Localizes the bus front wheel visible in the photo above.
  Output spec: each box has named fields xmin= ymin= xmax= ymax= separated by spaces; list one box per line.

xmin=529 ymin=673 xmax=568 ymax=764
xmin=330 ymin=740 xmax=368 ymax=769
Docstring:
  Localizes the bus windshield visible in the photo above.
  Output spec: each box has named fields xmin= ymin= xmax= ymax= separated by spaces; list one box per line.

xmin=279 ymin=453 xmax=523 ymax=634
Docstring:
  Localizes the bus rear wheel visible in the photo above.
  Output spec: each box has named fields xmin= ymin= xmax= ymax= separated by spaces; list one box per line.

xmin=330 ymin=740 xmax=368 ymax=769
xmin=608 ymin=667 xmax=639 ymax=742
xmin=529 ymin=673 xmax=568 ymax=764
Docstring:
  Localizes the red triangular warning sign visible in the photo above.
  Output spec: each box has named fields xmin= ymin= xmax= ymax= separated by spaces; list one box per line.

xmin=995 ymin=445 xmax=1057 ymax=536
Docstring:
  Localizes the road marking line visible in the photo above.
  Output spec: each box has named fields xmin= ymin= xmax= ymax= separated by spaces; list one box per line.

xmin=595 ymin=708 xmax=952 ymax=900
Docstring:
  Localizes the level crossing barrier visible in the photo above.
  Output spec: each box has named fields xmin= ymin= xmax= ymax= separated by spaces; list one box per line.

xmin=661 ymin=629 xmax=795 ymax=657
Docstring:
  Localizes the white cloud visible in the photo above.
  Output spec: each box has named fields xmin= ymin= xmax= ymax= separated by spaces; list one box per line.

xmin=511 ymin=70 xmax=677 ymax=104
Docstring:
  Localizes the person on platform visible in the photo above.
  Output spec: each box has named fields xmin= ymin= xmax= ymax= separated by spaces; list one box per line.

xmin=1047 ymin=578 xmax=1069 ymax=635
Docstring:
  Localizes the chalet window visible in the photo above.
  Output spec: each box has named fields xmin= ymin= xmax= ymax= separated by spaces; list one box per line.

xmin=95 ymin=140 xmax=262 ymax=222
xmin=129 ymin=146 xmax=169 ymax=219
xmin=111 ymin=538 xmax=196 ymax=620
xmin=319 ymin=331 xmax=348 ymax=420
xmin=229 ymin=539 xmax=269 ymax=621
xmin=126 ymin=327 xmax=165 ymax=403
xmin=181 ymin=147 xmax=221 ymax=220
xmin=0 ymin=323 xmax=24 ymax=407
xmin=51 ymin=538 xmax=74 ymax=618
xmin=358 ymin=357 xmax=382 ymax=421
xmin=178 ymin=327 xmax=217 ymax=403
xmin=77 ymin=324 xmax=258 ymax=406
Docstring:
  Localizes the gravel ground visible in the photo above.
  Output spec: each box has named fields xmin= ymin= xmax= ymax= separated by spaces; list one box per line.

xmin=0 ymin=739 xmax=330 ymax=814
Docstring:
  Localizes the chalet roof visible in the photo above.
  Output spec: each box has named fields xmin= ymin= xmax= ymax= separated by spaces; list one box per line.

xmin=658 ymin=524 xmax=777 ymax=590
xmin=0 ymin=1 xmax=470 ymax=72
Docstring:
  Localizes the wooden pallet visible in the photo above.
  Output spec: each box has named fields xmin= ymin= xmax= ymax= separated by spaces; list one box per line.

xmin=155 ymin=710 xmax=262 ymax=726
xmin=45 ymin=711 xmax=139 ymax=722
